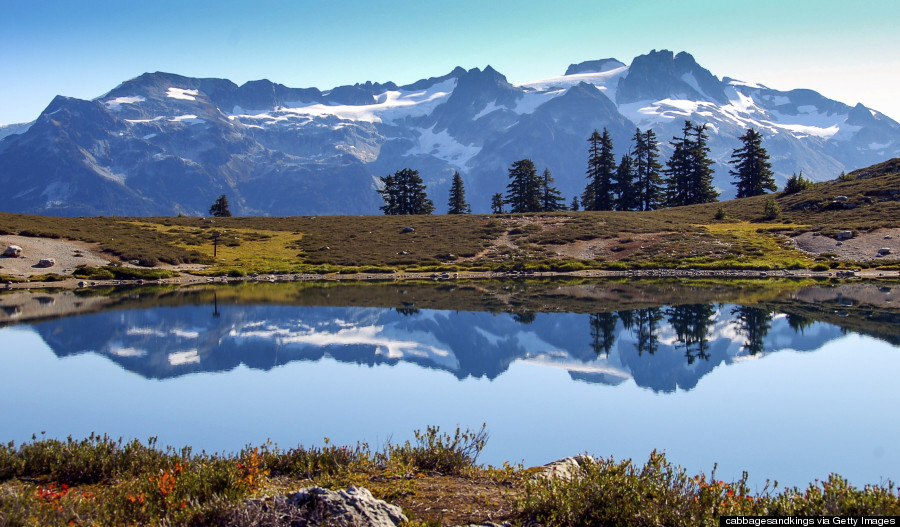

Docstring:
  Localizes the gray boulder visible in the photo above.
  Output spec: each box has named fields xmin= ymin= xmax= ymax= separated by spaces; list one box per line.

xmin=835 ymin=230 xmax=853 ymax=241
xmin=37 ymin=258 xmax=56 ymax=268
xmin=237 ymin=486 xmax=406 ymax=526
xmin=285 ymin=486 xmax=407 ymax=527
xmin=531 ymin=454 xmax=594 ymax=481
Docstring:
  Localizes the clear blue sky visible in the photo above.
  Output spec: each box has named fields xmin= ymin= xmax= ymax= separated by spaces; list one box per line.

xmin=2 ymin=0 xmax=899 ymax=124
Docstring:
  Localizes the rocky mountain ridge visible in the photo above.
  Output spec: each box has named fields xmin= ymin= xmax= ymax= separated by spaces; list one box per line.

xmin=2 ymin=50 xmax=899 ymax=216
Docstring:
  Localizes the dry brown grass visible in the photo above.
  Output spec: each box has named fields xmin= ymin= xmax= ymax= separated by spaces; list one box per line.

xmin=2 ymin=161 xmax=898 ymax=274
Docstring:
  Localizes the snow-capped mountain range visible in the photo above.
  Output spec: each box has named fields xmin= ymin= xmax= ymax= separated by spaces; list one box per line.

xmin=2 ymin=49 xmax=899 ymax=216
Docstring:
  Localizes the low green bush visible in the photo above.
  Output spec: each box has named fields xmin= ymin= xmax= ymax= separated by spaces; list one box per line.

xmin=385 ymin=425 xmax=488 ymax=475
xmin=518 ymin=450 xmax=900 ymax=526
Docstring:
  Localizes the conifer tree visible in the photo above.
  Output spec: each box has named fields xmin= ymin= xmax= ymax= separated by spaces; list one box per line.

xmin=664 ymin=125 xmax=691 ymax=207
xmin=665 ymin=121 xmax=719 ymax=206
xmin=447 ymin=171 xmax=471 ymax=214
xmin=783 ymin=171 xmax=812 ymax=194
xmin=613 ymin=153 xmax=639 ymax=211
xmin=539 ymin=168 xmax=567 ymax=212
xmin=632 ymin=307 xmax=663 ymax=356
xmin=378 ymin=168 xmax=434 ymax=215
xmin=584 ymin=128 xmax=617 ymax=211
xmin=505 ymin=159 xmax=542 ymax=213
xmin=632 ymin=128 xmax=664 ymax=211
xmin=666 ymin=303 xmax=715 ymax=364
xmin=687 ymin=123 xmax=719 ymax=205
xmin=731 ymin=306 xmax=773 ymax=356
xmin=209 ymin=194 xmax=232 ymax=217
xmin=589 ymin=312 xmax=619 ymax=356
xmin=491 ymin=193 xmax=505 ymax=214
xmin=570 ymin=196 xmax=580 ymax=211
xmin=730 ymin=128 xmax=776 ymax=198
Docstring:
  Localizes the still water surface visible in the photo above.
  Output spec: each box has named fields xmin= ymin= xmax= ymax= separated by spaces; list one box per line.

xmin=1 ymin=280 xmax=898 ymax=489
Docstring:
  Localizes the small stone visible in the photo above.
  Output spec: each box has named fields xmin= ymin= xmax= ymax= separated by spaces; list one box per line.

xmin=401 ymin=227 xmax=415 ymax=234
xmin=37 ymin=258 xmax=56 ymax=268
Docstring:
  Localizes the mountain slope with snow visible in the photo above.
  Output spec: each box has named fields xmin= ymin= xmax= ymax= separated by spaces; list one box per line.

xmin=1 ymin=50 xmax=898 ymax=216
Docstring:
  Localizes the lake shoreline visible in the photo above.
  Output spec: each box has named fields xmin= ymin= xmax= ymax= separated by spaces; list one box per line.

xmin=5 ymin=266 xmax=900 ymax=291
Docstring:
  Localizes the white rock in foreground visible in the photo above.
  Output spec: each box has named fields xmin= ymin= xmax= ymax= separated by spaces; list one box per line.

xmin=3 ymin=245 xmax=22 ymax=257
xmin=532 ymin=454 xmax=594 ymax=481
xmin=285 ymin=486 xmax=407 ymax=527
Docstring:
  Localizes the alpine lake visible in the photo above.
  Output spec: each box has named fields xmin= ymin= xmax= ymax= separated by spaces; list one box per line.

xmin=1 ymin=277 xmax=898 ymax=491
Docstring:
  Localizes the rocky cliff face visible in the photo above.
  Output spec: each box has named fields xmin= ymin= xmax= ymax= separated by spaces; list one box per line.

xmin=2 ymin=50 xmax=899 ymax=216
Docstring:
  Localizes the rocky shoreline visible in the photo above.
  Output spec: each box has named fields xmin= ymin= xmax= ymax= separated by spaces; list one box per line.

xmin=5 ymin=265 xmax=900 ymax=292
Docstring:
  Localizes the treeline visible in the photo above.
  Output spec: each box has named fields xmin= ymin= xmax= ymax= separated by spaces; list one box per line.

xmin=377 ymin=120 xmax=792 ymax=215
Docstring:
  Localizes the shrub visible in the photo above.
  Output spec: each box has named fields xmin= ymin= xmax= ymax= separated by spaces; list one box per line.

xmin=763 ymin=198 xmax=781 ymax=220
xmin=784 ymin=172 xmax=813 ymax=194
xmin=136 ymin=256 xmax=158 ymax=268
xmin=714 ymin=207 xmax=728 ymax=220
xmin=385 ymin=425 xmax=488 ymax=475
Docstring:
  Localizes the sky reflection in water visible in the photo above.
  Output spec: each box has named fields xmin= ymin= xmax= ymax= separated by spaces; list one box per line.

xmin=0 ymin=282 xmax=898 ymax=490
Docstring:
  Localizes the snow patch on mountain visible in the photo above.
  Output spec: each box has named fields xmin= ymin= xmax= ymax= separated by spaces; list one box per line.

xmin=108 ymin=346 xmax=147 ymax=358
xmin=166 ymin=88 xmax=199 ymax=101
xmin=726 ymin=78 xmax=767 ymax=90
xmin=474 ymin=101 xmax=504 ymax=120
xmin=168 ymin=349 xmax=200 ymax=366
xmin=521 ymin=65 xmax=629 ymax=93
xmin=231 ymin=79 xmax=457 ymax=125
xmin=618 ymin=98 xmax=709 ymax=125
xmin=126 ymin=116 xmax=166 ymax=124
xmin=405 ymin=125 xmax=480 ymax=169
xmin=105 ymin=95 xmax=146 ymax=111
xmin=170 ymin=114 xmax=205 ymax=125
xmin=680 ymin=72 xmax=707 ymax=99
xmin=228 ymin=321 xmax=459 ymax=370
xmin=524 ymin=353 xmax=631 ymax=380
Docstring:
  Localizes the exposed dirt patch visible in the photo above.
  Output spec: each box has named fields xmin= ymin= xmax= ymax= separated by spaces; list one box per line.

xmin=394 ymin=473 xmax=520 ymax=526
xmin=0 ymin=235 xmax=209 ymax=279
xmin=792 ymin=227 xmax=900 ymax=261
xmin=548 ymin=232 xmax=671 ymax=261
xmin=0 ymin=235 xmax=111 ymax=278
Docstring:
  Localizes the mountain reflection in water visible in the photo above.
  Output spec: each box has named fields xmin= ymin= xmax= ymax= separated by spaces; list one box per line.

xmin=1 ymin=279 xmax=898 ymax=489
xmin=2 ymin=279 xmax=896 ymax=393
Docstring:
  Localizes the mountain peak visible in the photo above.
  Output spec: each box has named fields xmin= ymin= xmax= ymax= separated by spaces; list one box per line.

xmin=565 ymin=58 xmax=625 ymax=76
xmin=616 ymin=49 xmax=727 ymax=105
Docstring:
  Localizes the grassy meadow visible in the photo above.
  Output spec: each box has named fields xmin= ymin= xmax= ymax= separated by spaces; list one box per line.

xmin=1 ymin=161 xmax=899 ymax=280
